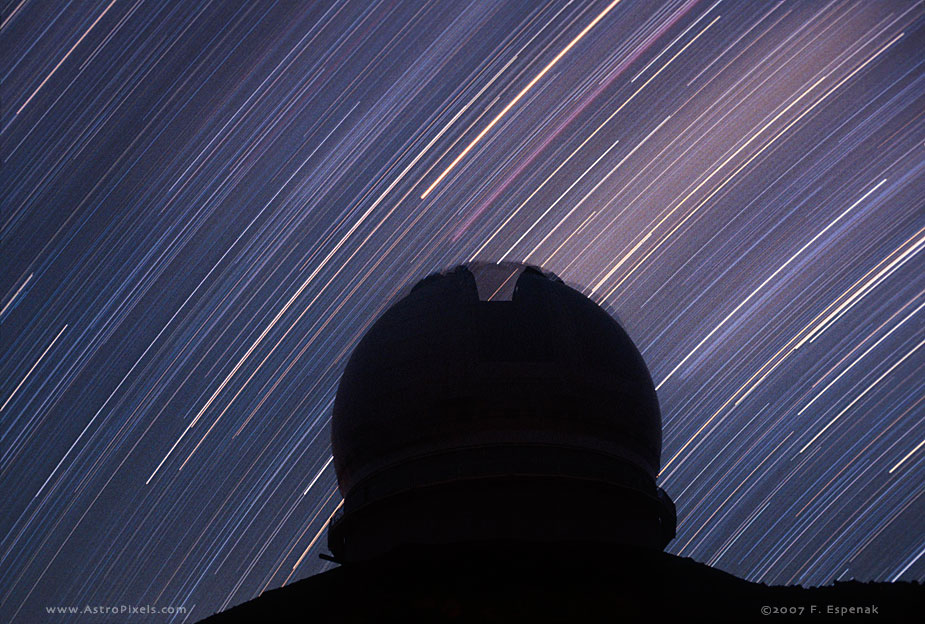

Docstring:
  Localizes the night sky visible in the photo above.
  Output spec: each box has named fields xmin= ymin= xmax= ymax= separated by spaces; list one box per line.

xmin=2 ymin=1 xmax=924 ymax=622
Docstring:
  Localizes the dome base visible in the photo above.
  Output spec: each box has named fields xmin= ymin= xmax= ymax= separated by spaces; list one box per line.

xmin=328 ymin=475 xmax=675 ymax=563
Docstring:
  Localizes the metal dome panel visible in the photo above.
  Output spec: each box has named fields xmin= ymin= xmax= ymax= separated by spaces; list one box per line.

xmin=330 ymin=262 xmax=662 ymax=507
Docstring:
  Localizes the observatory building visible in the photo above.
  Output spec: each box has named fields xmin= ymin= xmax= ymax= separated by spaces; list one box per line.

xmin=327 ymin=261 xmax=676 ymax=562
xmin=201 ymin=262 xmax=920 ymax=623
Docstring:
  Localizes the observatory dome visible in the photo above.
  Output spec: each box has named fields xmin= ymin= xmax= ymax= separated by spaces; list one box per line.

xmin=328 ymin=261 xmax=672 ymax=560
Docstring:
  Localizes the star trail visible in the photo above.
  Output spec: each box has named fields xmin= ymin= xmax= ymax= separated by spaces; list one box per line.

xmin=2 ymin=1 xmax=923 ymax=622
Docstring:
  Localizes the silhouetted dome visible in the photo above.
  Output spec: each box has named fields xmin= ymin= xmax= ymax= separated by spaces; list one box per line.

xmin=329 ymin=261 xmax=672 ymax=561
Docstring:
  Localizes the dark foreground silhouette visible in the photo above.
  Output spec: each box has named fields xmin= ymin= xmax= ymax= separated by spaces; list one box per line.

xmin=198 ymin=543 xmax=921 ymax=622
xmin=199 ymin=263 xmax=922 ymax=622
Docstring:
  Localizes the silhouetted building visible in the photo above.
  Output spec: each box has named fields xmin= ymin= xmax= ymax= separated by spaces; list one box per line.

xmin=329 ymin=261 xmax=675 ymax=562
xmin=201 ymin=262 xmax=921 ymax=623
